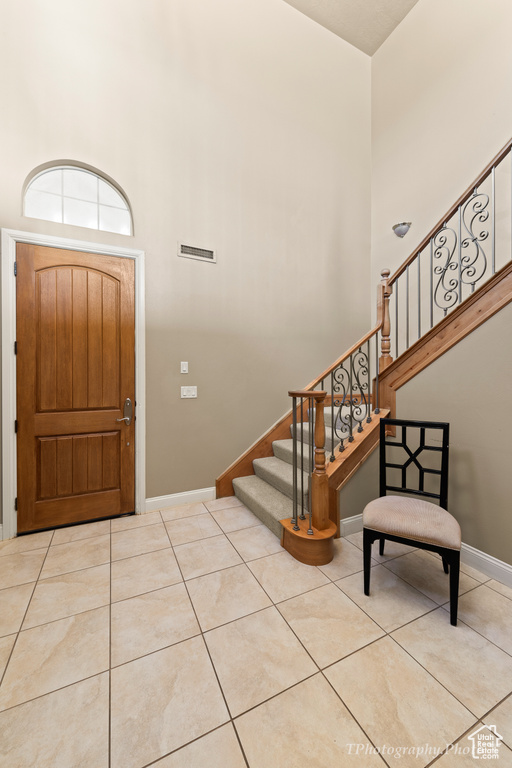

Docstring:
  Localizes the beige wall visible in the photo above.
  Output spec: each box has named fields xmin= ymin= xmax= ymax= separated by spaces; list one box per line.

xmin=371 ymin=0 xmax=512 ymax=289
xmin=0 ymin=0 xmax=372 ymax=504
xmin=368 ymin=0 xmax=512 ymax=564
xmin=397 ymin=303 xmax=512 ymax=566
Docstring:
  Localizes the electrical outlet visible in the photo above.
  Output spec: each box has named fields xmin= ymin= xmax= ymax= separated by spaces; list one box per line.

xmin=180 ymin=362 xmax=188 ymax=373
xmin=181 ymin=386 xmax=197 ymax=398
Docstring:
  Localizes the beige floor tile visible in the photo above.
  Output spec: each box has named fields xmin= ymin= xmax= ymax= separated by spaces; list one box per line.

xmin=346 ymin=530 xmax=416 ymax=561
xmin=227 ymin=525 xmax=282 ymax=561
xmin=0 ymin=583 xmax=35 ymax=637
xmin=278 ymin=583 xmax=384 ymax=668
xmin=111 ymin=547 xmax=182 ymax=602
xmin=205 ymin=606 xmax=317 ymax=717
xmin=384 ymin=549 xmax=480 ymax=604
xmin=165 ymin=513 xmax=222 ymax=546
xmin=435 ymin=729 xmax=512 ymax=766
xmin=0 ymin=672 xmax=109 ymax=768
xmin=459 ymin=562 xmax=491 ymax=583
xmin=210 ymin=503 xmax=261 ymax=533
xmin=187 ymin=563 xmax=272 ymax=631
xmin=486 ymin=695 xmax=512 ymax=749
xmin=51 ymin=519 xmax=110 ymax=545
xmin=0 ymin=605 xmax=109 ymax=711
xmin=235 ymin=673 xmax=384 ymax=768
xmin=0 ymin=550 xmax=46 ymax=589
xmin=393 ymin=608 xmax=512 ymax=717
xmin=325 ymin=636 xmax=475 ymax=768
xmin=455 ymin=585 xmax=512 ymax=655
xmin=487 ymin=579 xmax=512 ymax=600
xmin=160 ymin=502 xmax=208 ymax=522
xmin=40 ymin=535 xmax=110 ymax=579
xmin=23 ymin=564 xmax=110 ymax=629
xmin=111 ymin=510 xmax=163 ymax=533
xmin=337 ymin=565 xmax=438 ymax=632
xmin=0 ymin=531 xmax=53 ymax=557
xmin=174 ymin=535 xmax=243 ymax=580
xmin=204 ymin=496 xmax=244 ymax=513
xmin=111 ymin=636 xmax=229 ymax=768
xmin=247 ymin=551 xmax=329 ymax=603
xmin=317 ymin=537 xmax=369 ymax=580
xmin=111 ymin=583 xmax=200 ymax=666
xmin=111 ymin=523 xmax=169 ymax=561
xmin=152 ymin=724 xmax=246 ymax=768
xmin=0 ymin=635 xmax=16 ymax=679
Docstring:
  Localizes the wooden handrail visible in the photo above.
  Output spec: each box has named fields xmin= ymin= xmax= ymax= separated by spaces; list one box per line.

xmin=388 ymin=136 xmax=512 ymax=286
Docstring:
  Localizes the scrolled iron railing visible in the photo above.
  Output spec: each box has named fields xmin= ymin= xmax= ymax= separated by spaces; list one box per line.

xmin=388 ymin=138 xmax=512 ymax=359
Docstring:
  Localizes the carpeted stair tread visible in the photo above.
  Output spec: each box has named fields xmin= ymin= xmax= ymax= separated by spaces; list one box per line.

xmin=253 ymin=456 xmax=308 ymax=504
xmin=272 ymin=439 xmax=312 ymax=469
xmin=233 ymin=475 xmax=305 ymax=539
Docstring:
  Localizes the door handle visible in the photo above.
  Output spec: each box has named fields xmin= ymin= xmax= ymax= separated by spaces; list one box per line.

xmin=116 ymin=397 xmax=133 ymax=426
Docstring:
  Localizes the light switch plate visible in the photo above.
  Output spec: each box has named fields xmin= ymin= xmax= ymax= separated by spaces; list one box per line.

xmin=181 ymin=386 xmax=197 ymax=398
xmin=180 ymin=362 xmax=188 ymax=373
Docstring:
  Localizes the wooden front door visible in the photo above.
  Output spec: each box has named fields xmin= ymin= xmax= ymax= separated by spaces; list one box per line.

xmin=16 ymin=243 xmax=135 ymax=533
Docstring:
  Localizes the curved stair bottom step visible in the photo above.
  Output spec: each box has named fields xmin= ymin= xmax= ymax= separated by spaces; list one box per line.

xmin=232 ymin=474 xmax=335 ymax=566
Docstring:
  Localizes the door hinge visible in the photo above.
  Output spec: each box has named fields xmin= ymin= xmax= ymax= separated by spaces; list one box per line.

xmin=14 ymin=341 xmax=17 ymax=355
xmin=14 ymin=497 xmax=18 ymax=511
xmin=14 ymin=261 xmax=17 ymax=276
xmin=14 ymin=420 xmax=18 ymax=433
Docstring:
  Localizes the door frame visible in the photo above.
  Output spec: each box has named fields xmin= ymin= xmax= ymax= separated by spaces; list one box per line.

xmin=1 ymin=228 xmax=146 ymax=539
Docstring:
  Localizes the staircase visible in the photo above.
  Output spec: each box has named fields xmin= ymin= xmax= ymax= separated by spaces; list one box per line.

xmin=232 ymin=406 xmax=352 ymax=538
xmin=216 ymin=136 xmax=512 ymax=565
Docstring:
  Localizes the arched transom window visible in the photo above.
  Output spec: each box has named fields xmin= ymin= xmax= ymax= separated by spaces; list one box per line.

xmin=24 ymin=166 xmax=132 ymax=235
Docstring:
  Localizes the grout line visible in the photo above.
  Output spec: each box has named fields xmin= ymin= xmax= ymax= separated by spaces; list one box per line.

xmin=0 ymin=532 xmax=55 ymax=691
xmin=108 ymin=520 xmax=112 ymax=768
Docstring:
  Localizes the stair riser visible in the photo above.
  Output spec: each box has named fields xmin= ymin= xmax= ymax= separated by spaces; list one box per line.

xmin=253 ymin=461 xmax=309 ymax=505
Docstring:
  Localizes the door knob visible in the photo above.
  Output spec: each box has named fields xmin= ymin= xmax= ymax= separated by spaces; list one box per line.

xmin=116 ymin=397 xmax=133 ymax=426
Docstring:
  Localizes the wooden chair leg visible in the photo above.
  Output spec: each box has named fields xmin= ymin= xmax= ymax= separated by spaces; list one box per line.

xmin=442 ymin=557 xmax=449 ymax=574
xmin=379 ymin=537 xmax=385 ymax=556
xmin=363 ymin=529 xmax=373 ymax=596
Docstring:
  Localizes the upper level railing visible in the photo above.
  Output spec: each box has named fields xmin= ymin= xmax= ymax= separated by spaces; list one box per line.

xmin=288 ymin=137 xmax=512 ymax=535
xmin=386 ymin=137 xmax=512 ymax=359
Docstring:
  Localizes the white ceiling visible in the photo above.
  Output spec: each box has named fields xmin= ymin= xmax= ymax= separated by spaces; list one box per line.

xmin=282 ymin=0 xmax=420 ymax=55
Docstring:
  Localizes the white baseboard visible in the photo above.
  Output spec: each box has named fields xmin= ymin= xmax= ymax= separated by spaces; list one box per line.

xmin=461 ymin=543 xmax=512 ymax=588
xmin=0 ymin=524 xmax=3 ymax=541
xmin=340 ymin=514 xmax=364 ymax=537
xmin=339 ymin=513 xmax=512 ymax=587
xmin=145 ymin=487 xmax=216 ymax=513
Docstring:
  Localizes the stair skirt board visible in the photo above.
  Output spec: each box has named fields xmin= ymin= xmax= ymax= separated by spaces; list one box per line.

xmin=341 ymin=513 xmax=512 ymax=588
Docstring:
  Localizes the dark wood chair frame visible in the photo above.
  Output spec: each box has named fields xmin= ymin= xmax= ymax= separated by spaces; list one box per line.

xmin=363 ymin=418 xmax=460 ymax=626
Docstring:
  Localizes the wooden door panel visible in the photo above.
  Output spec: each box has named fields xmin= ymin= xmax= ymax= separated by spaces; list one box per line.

xmin=17 ymin=244 xmax=135 ymax=532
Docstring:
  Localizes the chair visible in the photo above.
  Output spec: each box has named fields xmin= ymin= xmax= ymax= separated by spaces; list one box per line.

xmin=363 ymin=418 xmax=461 ymax=625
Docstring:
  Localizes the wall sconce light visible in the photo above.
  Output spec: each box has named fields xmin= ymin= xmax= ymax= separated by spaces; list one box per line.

xmin=392 ymin=222 xmax=412 ymax=238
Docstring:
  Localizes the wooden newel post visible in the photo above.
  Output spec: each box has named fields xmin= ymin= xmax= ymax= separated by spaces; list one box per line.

xmin=310 ymin=391 xmax=329 ymax=531
xmin=378 ymin=268 xmax=393 ymax=371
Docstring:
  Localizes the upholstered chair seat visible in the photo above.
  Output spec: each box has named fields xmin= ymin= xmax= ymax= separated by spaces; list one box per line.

xmin=363 ymin=495 xmax=461 ymax=551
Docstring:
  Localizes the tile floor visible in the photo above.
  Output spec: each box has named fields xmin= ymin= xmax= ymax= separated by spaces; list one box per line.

xmin=0 ymin=497 xmax=511 ymax=767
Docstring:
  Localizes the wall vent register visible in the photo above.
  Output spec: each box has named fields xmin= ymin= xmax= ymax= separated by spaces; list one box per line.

xmin=178 ymin=243 xmax=216 ymax=263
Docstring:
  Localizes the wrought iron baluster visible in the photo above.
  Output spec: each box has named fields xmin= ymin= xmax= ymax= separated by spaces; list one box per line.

xmin=348 ymin=354 xmax=354 ymax=442
xmin=374 ymin=333 xmax=380 ymax=414
xmin=291 ymin=397 xmax=298 ymax=530
xmin=299 ymin=397 xmax=305 ymax=520
xmin=395 ymin=280 xmax=399 ymax=358
xmin=308 ymin=395 xmax=313 ymax=520
xmin=430 ymin=238 xmax=433 ymax=329
xmin=458 ymin=206 xmax=462 ymax=304
xmin=417 ymin=251 xmax=421 ymax=341
xmin=366 ymin=339 xmax=371 ymax=423
xmin=492 ymin=165 xmax=496 ymax=275
xmin=330 ymin=371 xmax=335 ymax=462
xmin=406 ymin=265 xmax=410 ymax=349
